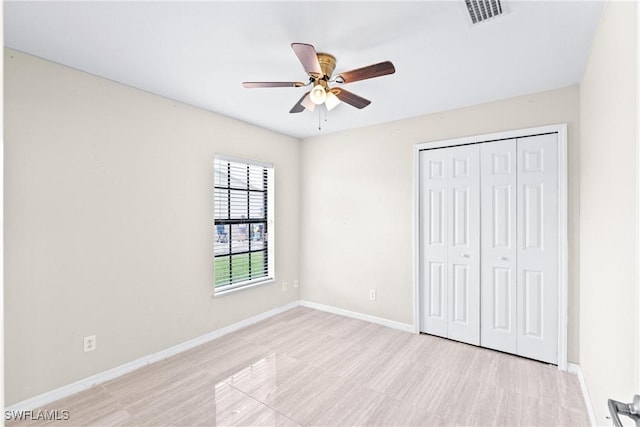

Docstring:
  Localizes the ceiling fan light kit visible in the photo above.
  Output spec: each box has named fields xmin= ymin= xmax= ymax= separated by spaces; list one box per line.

xmin=300 ymin=94 xmax=316 ymax=112
xmin=242 ymin=43 xmax=395 ymax=121
xmin=310 ymin=83 xmax=327 ymax=105
xmin=324 ymin=91 xmax=340 ymax=112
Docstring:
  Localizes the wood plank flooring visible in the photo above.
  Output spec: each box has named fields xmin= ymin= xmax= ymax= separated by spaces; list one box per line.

xmin=7 ymin=307 xmax=589 ymax=426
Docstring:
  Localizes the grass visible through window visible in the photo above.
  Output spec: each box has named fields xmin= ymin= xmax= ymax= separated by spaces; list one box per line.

xmin=214 ymin=252 xmax=265 ymax=287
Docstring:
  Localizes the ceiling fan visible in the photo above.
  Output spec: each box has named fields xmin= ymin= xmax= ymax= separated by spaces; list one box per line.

xmin=242 ymin=43 xmax=395 ymax=114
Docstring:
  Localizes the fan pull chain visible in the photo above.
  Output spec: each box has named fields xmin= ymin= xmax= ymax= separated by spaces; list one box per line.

xmin=317 ymin=106 xmax=329 ymax=132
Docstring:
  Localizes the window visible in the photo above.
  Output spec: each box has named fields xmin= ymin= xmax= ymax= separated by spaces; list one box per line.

xmin=214 ymin=156 xmax=274 ymax=293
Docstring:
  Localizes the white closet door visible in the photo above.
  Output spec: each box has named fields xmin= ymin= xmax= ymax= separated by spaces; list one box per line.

xmin=446 ymin=144 xmax=480 ymax=345
xmin=420 ymin=149 xmax=449 ymax=338
xmin=516 ymin=134 xmax=558 ymax=364
xmin=420 ymin=145 xmax=480 ymax=344
xmin=480 ymin=140 xmax=517 ymax=353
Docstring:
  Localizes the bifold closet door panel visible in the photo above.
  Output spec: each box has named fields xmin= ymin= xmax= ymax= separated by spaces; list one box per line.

xmin=419 ymin=145 xmax=480 ymax=345
xmin=419 ymin=148 xmax=449 ymax=338
xmin=446 ymin=144 xmax=480 ymax=346
xmin=516 ymin=134 xmax=559 ymax=364
xmin=480 ymin=140 xmax=517 ymax=354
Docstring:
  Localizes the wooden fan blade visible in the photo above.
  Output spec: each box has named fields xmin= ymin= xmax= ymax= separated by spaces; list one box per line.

xmin=291 ymin=43 xmax=322 ymax=77
xmin=290 ymin=91 xmax=311 ymax=113
xmin=331 ymin=88 xmax=371 ymax=109
xmin=243 ymin=82 xmax=305 ymax=88
xmin=336 ymin=61 xmax=395 ymax=84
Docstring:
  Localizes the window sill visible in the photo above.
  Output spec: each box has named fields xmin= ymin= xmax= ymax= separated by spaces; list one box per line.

xmin=212 ymin=277 xmax=274 ymax=298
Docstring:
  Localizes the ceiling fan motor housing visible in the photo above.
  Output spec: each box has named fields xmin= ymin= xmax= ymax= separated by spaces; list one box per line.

xmin=316 ymin=53 xmax=336 ymax=79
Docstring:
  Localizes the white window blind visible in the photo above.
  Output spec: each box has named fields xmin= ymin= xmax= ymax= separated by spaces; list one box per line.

xmin=214 ymin=156 xmax=273 ymax=292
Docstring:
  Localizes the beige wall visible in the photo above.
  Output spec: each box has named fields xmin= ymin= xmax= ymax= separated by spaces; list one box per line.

xmin=4 ymin=49 xmax=301 ymax=405
xmin=579 ymin=1 xmax=639 ymax=424
xmin=300 ymin=85 xmax=581 ymax=362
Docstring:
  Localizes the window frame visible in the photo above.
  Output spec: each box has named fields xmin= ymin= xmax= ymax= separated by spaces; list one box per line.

xmin=213 ymin=154 xmax=274 ymax=296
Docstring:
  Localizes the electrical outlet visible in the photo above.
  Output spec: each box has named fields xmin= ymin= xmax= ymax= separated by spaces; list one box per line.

xmin=369 ymin=289 xmax=377 ymax=301
xmin=293 ymin=280 xmax=299 ymax=288
xmin=84 ymin=335 xmax=96 ymax=352
xmin=282 ymin=281 xmax=287 ymax=291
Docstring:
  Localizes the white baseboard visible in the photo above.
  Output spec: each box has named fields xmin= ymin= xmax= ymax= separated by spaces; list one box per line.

xmin=5 ymin=300 xmax=300 ymax=413
xmin=568 ymin=362 xmax=597 ymax=427
xmin=299 ymin=300 xmax=414 ymax=333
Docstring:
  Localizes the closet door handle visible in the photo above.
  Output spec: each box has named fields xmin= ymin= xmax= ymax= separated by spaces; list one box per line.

xmin=500 ymin=256 xmax=509 ymax=261
xmin=460 ymin=253 xmax=470 ymax=258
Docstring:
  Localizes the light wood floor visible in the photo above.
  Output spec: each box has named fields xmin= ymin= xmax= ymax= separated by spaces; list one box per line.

xmin=8 ymin=307 xmax=589 ymax=426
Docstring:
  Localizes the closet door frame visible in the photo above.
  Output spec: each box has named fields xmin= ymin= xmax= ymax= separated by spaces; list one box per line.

xmin=413 ymin=123 xmax=568 ymax=371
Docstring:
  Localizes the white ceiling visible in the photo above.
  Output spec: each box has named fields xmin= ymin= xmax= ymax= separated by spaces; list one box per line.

xmin=5 ymin=1 xmax=604 ymax=139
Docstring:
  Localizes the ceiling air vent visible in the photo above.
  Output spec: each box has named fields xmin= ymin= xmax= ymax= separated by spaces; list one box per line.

xmin=465 ymin=0 xmax=505 ymax=24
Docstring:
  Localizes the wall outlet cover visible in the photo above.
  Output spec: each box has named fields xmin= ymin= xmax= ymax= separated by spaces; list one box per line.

xmin=84 ymin=335 xmax=96 ymax=352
